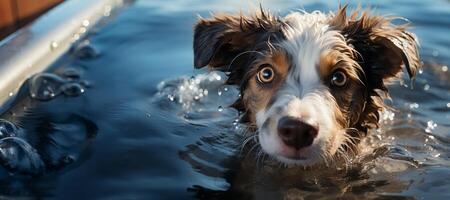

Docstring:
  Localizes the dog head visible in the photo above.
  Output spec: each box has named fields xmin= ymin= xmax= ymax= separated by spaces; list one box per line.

xmin=193 ymin=6 xmax=420 ymax=166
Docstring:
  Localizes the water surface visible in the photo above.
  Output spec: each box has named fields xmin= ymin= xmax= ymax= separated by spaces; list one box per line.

xmin=0 ymin=0 xmax=449 ymax=199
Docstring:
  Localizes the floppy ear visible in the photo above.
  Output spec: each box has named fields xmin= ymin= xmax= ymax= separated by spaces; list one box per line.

xmin=333 ymin=8 xmax=421 ymax=82
xmin=193 ymin=15 xmax=247 ymax=69
xmin=331 ymin=7 xmax=421 ymax=132
xmin=193 ymin=11 xmax=282 ymax=70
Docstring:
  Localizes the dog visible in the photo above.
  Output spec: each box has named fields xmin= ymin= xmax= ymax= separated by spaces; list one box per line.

xmin=192 ymin=6 xmax=420 ymax=167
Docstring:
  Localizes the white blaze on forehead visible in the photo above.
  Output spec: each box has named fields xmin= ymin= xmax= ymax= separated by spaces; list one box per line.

xmin=281 ymin=11 xmax=342 ymax=94
xmin=274 ymin=11 xmax=344 ymax=130
xmin=254 ymin=11 xmax=347 ymax=165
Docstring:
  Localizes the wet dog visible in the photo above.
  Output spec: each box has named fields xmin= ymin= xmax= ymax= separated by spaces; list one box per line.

xmin=192 ymin=6 xmax=420 ymax=167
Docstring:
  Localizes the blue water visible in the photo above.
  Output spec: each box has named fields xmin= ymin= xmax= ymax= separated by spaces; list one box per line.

xmin=0 ymin=0 xmax=449 ymax=199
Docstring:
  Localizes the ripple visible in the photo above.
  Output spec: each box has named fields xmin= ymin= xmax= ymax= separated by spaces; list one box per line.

xmin=0 ymin=120 xmax=44 ymax=176
xmin=28 ymin=73 xmax=65 ymax=100
xmin=73 ymin=40 xmax=100 ymax=59
xmin=0 ymin=119 xmax=19 ymax=138
xmin=61 ymin=82 xmax=85 ymax=96
xmin=62 ymin=68 xmax=82 ymax=81
xmin=0 ymin=137 xmax=45 ymax=175
xmin=36 ymin=115 xmax=98 ymax=170
xmin=28 ymin=71 xmax=88 ymax=101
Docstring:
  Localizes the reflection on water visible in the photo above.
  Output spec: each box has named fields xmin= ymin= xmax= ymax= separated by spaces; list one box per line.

xmin=0 ymin=0 xmax=449 ymax=199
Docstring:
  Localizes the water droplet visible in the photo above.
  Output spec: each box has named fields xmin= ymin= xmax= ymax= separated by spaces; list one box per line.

xmin=218 ymin=91 xmax=222 ymax=96
xmin=215 ymin=74 xmax=222 ymax=81
xmin=104 ymin=5 xmax=112 ymax=16
xmin=168 ymin=95 xmax=175 ymax=101
xmin=82 ymin=19 xmax=90 ymax=27
xmin=425 ymin=120 xmax=437 ymax=133
xmin=79 ymin=27 xmax=87 ymax=34
xmin=8 ymin=92 xmax=13 ymax=97
xmin=146 ymin=113 xmax=151 ymax=118
xmin=28 ymin=73 xmax=65 ymax=101
xmin=223 ymin=87 xmax=228 ymax=92
xmin=447 ymin=103 xmax=450 ymax=108
xmin=409 ymin=103 xmax=419 ymax=109
xmin=50 ymin=41 xmax=58 ymax=50
xmin=232 ymin=118 xmax=239 ymax=126
xmin=72 ymin=33 xmax=80 ymax=41
xmin=432 ymin=50 xmax=439 ymax=57
xmin=423 ymin=84 xmax=430 ymax=91
xmin=194 ymin=78 xmax=201 ymax=84
xmin=218 ymin=106 xmax=223 ymax=112
xmin=442 ymin=65 xmax=448 ymax=72
xmin=418 ymin=69 xmax=423 ymax=74
xmin=61 ymin=83 xmax=85 ymax=97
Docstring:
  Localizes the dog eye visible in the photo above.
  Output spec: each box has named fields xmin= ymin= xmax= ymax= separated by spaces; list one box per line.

xmin=257 ymin=65 xmax=275 ymax=83
xmin=331 ymin=71 xmax=347 ymax=87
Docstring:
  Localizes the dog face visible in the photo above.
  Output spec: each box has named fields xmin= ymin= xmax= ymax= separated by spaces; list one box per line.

xmin=193 ymin=7 xmax=420 ymax=166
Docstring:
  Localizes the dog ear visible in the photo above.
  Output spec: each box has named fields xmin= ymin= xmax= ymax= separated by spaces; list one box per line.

xmin=193 ymin=14 xmax=247 ymax=69
xmin=332 ymin=7 xmax=421 ymax=82
xmin=193 ymin=11 xmax=281 ymax=70
xmin=331 ymin=7 xmax=421 ymax=132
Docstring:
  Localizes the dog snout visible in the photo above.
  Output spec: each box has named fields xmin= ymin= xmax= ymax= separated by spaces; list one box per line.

xmin=277 ymin=116 xmax=318 ymax=149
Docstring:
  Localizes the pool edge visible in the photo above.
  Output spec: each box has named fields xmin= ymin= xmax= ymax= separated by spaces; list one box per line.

xmin=0 ymin=0 xmax=127 ymax=114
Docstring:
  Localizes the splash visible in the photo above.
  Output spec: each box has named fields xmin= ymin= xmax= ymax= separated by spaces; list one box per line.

xmin=156 ymin=72 xmax=236 ymax=111
xmin=425 ymin=120 xmax=437 ymax=133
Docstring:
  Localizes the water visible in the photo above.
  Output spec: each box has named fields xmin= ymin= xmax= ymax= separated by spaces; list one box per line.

xmin=28 ymin=71 xmax=86 ymax=101
xmin=0 ymin=0 xmax=449 ymax=199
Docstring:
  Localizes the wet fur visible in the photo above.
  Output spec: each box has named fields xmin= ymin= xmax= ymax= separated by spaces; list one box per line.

xmin=193 ymin=5 xmax=420 ymax=166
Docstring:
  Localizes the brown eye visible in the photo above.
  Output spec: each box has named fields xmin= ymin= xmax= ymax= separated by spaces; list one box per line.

xmin=257 ymin=65 xmax=275 ymax=83
xmin=331 ymin=70 xmax=347 ymax=87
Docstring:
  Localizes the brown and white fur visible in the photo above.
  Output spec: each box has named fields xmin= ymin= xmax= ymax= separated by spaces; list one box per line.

xmin=193 ymin=6 xmax=420 ymax=167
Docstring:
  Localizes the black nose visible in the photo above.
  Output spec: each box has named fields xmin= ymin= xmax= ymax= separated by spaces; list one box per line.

xmin=277 ymin=116 xmax=318 ymax=149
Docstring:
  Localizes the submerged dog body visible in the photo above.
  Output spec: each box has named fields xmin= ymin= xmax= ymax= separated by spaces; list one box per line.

xmin=193 ymin=7 xmax=420 ymax=166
